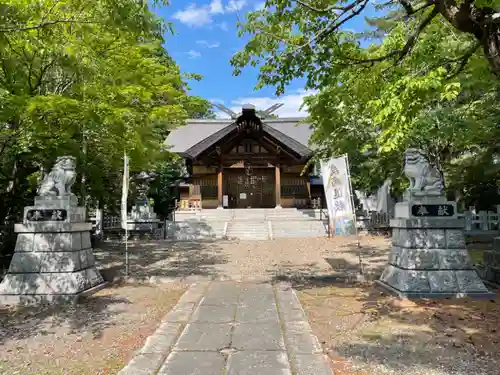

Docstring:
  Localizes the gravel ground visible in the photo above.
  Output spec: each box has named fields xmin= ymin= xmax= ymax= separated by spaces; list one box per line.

xmin=94 ymin=235 xmax=390 ymax=282
xmin=296 ymin=281 xmax=500 ymax=375
xmin=93 ymin=235 xmax=500 ymax=375
xmin=2 ymin=234 xmax=496 ymax=375
xmin=0 ymin=282 xmax=186 ymax=375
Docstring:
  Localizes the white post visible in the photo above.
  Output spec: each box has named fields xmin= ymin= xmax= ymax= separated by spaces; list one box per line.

xmin=121 ymin=152 xmax=130 ymax=276
xmin=95 ymin=209 xmax=103 ymax=237
xmin=464 ymin=211 xmax=471 ymax=231
xmin=479 ymin=211 xmax=489 ymax=231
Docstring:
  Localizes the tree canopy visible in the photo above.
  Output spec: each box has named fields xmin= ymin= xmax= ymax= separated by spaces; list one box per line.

xmin=232 ymin=1 xmax=500 ymax=209
xmin=0 ymin=0 xmax=212 ymax=259
xmin=232 ymin=0 xmax=500 ymax=88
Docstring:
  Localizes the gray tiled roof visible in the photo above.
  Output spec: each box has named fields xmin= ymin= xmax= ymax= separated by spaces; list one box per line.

xmin=265 ymin=118 xmax=313 ymax=147
xmin=164 ymin=119 xmax=234 ymax=153
xmin=164 ymin=117 xmax=314 ymax=153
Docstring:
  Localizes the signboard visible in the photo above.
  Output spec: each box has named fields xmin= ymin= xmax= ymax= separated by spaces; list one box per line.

xmin=320 ymin=155 xmax=356 ymax=236
xmin=26 ymin=209 xmax=67 ymax=221
xmin=223 ymin=195 xmax=229 ymax=207
xmin=239 ymin=193 xmax=247 ymax=200
xmin=411 ymin=204 xmax=454 ymax=217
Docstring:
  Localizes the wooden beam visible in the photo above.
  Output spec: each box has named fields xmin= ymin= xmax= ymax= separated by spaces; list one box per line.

xmin=261 ymin=132 xmax=303 ymax=161
xmin=275 ymin=164 xmax=281 ymax=208
xmin=217 ymin=164 xmax=223 ymax=207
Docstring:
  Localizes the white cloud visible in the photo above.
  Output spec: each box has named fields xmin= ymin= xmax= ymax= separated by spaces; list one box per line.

xmin=172 ymin=4 xmax=212 ymax=27
xmin=173 ymin=1 xmax=247 ymax=28
xmin=186 ymin=50 xmax=201 ymax=59
xmin=210 ymin=0 xmax=224 ymax=14
xmin=226 ymin=0 xmax=247 ymax=12
xmin=213 ymin=89 xmax=317 ymax=118
xmin=196 ymin=40 xmax=221 ymax=48
xmin=217 ymin=21 xmax=229 ymax=31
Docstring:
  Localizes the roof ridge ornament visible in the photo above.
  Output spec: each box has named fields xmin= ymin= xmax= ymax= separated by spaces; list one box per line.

xmin=212 ymin=102 xmax=284 ymax=119
xmin=260 ymin=103 xmax=284 ymax=118
xmin=213 ymin=103 xmax=239 ymax=119
xmin=237 ymin=104 xmax=262 ymax=133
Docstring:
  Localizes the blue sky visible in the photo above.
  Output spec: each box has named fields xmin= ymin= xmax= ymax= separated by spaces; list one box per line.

xmin=154 ymin=0 xmax=378 ymax=118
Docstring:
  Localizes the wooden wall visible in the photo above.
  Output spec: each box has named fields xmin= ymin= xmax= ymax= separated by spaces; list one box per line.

xmin=179 ymin=163 xmax=312 ymax=210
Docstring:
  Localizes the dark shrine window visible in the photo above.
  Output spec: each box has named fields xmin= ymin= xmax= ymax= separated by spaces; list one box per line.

xmin=192 ymin=184 xmax=201 ymax=195
xmin=193 ymin=178 xmax=218 ymax=199
xmin=201 ymin=185 xmax=217 ymax=199
xmin=281 ymin=184 xmax=308 ymax=198
xmin=281 ymin=177 xmax=308 ymax=198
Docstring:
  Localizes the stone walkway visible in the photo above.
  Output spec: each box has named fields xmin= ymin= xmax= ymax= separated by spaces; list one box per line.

xmin=118 ymin=281 xmax=332 ymax=375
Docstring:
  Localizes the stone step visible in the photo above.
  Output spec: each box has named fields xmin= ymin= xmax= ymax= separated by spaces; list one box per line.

xmin=273 ymin=232 xmax=326 ymax=239
xmin=226 ymin=221 xmax=269 ymax=240
xmin=168 ymin=210 xmax=328 ymax=241
xmin=174 ymin=209 xmax=327 ymax=223
xmin=271 ymin=220 xmax=327 ymax=239
xmin=165 ymin=221 xmax=226 ymax=240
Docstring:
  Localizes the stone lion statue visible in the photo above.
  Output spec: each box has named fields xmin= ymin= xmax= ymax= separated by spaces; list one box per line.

xmin=38 ymin=156 xmax=77 ymax=196
xmin=404 ymin=148 xmax=444 ymax=197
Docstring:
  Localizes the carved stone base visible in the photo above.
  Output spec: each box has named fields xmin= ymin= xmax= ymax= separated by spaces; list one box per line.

xmin=124 ymin=220 xmax=160 ymax=232
xmin=377 ymin=265 xmax=494 ymax=298
xmin=0 ymin=201 xmax=104 ymax=306
xmin=484 ymin=237 xmax=500 ymax=284
xmin=126 ymin=201 xmax=160 ymax=232
xmin=378 ymin=216 xmax=494 ymax=299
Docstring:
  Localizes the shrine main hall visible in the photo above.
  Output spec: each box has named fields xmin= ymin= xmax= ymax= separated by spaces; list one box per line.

xmin=165 ymin=104 xmax=323 ymax=210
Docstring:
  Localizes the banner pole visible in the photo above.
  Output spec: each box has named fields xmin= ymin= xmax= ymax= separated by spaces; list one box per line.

xmin=122 ymin=152 xmax=129 ymax=277
xmin=125 ymin=226 xmax=129 ymax=276
xmin=344 ymin=153 xmax=362 ymax=274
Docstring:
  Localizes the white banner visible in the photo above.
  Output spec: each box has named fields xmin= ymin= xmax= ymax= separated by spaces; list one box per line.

xmin=320 ymin=155 xmax=356 ymax=236
xmin=121 ymin=154 xmax=129 ymax=229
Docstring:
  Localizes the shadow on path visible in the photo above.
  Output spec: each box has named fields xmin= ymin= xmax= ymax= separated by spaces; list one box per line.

xmin=94 ymin=240 xmax=228 ymax=281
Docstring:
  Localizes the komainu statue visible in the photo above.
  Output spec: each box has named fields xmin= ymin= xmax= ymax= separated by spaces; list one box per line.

xmin=38 ymin=156 xmax=77 ymax=196
xmin=404 ymin=148 xmax=444 ymax=197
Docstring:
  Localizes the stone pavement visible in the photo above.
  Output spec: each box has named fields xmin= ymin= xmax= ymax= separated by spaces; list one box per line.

xmin=118 ymin=281 xmax=332 ymax=375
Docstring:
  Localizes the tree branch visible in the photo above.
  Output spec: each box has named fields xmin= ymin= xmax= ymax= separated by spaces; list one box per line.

xmin=340 ymin=7 xmax=439 ymax=66
xmin=291 ymin=0 xmax=370 ymax=54
xmin=444 ymin=41 xmax=481 ymax=79
xmin=32 ymin=59 xmax=57 ymax=94
xmin=295 ymin=0 xmax=363 ymax=13
xmin=398 ymin=0 xmax=436 ymax=17
xmin=398 ymin=0 xmax=414 ymax=15
xmin=0 ymin=19 xmax=97 ymax=33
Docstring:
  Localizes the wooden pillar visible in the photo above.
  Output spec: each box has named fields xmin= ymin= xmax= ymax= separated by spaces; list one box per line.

xmin=275 ymin=164 xmax=281 ymax=208
xmin=306 ymin=180 xmax=311 ymax=206
xmin=217 ymin=165 xmax=223 ymax=208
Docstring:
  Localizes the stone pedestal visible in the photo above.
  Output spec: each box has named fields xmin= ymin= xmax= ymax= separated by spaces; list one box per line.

xmin=0 ymin=195 xmax=105 ymax=305
xmin=124 ymin=200 xmax=160 ymax=232
xmin=377 ymin=200 xmax=494 ymax=299
xmin=484 ymin=236 xmax=500 ymax=283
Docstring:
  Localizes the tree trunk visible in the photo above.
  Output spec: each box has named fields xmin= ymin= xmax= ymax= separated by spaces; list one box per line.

xmin=483 ymin=28 xmax=500 ymax=76
xmin=437 ymin=1 xmax=500 ymax=76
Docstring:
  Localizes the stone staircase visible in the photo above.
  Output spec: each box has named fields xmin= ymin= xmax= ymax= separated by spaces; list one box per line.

xmin=165 ymin=219 xmax=226 ymax=241
xmin=226 ymin=221 xmax=270 ymax=240
xmin=166 ymin=208 xmax=328 ymax=241
xmin=271 ymin=220 xmax=327 ymax=238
